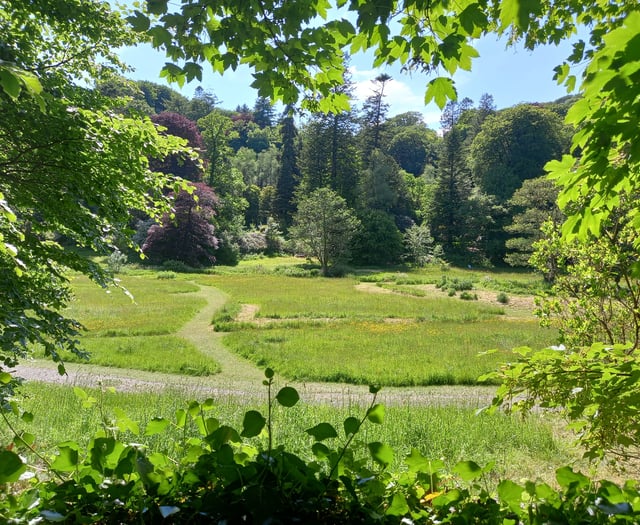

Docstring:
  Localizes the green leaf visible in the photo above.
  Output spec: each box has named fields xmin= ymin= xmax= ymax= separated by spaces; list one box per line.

xmin=0 ymin=449 xmax=26 ymax=483
xmin=368 ymin=441 xmax=394 ymax=467
xmin=305 ymin=422 xmax=338 ymax=441
xmin=264 ymin=367 xmax=274 ymax=379
xmin=0 ymin=372 xmax=11 ymax=384
xmin=453 ymin=460 xmax=483 ymax=481
xmin=146 ymin=0 xmax=168 ymax=15
xmin=425 ymin=77 xmax=457 ymax=109
xmin=51 ymin=443 xmax=79 ymax=472
xmin=276 ymin=386 xmax=299 ymax=407
xmin=368 ymin=384 xmax=381 ymax=394
xmin=0 ymin=68 xmax=21 ymax=100
xmin=241 ymin=410 xmax=266 ymax=438
xmin=497 ymin=479 xmax=524 ymax=514
xmin=556 ymin=466 xmax=589 ymax=489
xmin=311 ymin=442 xmax=331 ymax=459
xmin=366 ymin=403 xmax=385 ymax=424
xmin=405 ymin=448 xmax=431 ymax=473
xmin=206 ymin=426 xmax=241 ymax=449
xmin=343 ymin=416 xmax=360 ymax=437
xmin=145 ymin=417 xmax=170 ymax=436
xmin=126 ymin=11 xmax=150 ymax=32
xmin=386 ymin=493 xmax=409 ymax=515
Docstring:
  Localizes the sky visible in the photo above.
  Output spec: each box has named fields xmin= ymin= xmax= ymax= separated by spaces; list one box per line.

xmin=118 ymin=28 xmax=582 ymax=128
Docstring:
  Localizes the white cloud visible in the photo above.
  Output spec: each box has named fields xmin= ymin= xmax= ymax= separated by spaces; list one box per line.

xmin=350 ymin=67 xmax=442 ymax=128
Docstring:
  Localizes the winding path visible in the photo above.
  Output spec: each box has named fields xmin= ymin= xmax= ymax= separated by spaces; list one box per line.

xmin=15 ymin=282 xmax=496 ymax=407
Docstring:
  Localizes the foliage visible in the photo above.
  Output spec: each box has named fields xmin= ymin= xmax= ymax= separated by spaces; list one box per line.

xmin=504 ymin=177 xmax=563 ymax=267
xmin=290 ymin=188 xmax=360 ymax=276
xmin=531 ymin=212 xmax=640 ymax=350
xmin=496 ymin=292 xmax=509 ymax=305
xmin=275 ymin=107 xmax=300 ymax=227
xmin=351 ymin=209 xmax=404 ymax=266
xmin=403 ymin=223 xmax=444 ymax=267
xmin=143 ymin=183 xmax=219 ymax=267
xmin=485 ymin=342 xmax=640 ymax=462
xmin=469 ymin=105 xmax=569 ymax=203
xmin=106 ymin=249 xmax=128 ymax=275
xmin=150 ymin=112 xmax=205 ymax=182
xmin=2 ymin=374 xmax=638 ymax=523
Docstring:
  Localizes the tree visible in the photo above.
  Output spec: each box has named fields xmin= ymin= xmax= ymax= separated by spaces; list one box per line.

xmin=275 ymin=106 xmax=300 ymax=228
xmin=135 ymin=1 xmax=638 ymax=249
xmin=469 ymin=104 xmax=569 ymax=204
xmin=360 ymin=73 xmax=392 ymax=158
xmin=387 ymin=126 xmax=439 ymax=176
xmin=142 ymin=183 xmax=219 ymax=267
xmin=504 ymin=177 xmax=563 ymax=267
xmin=150 ymin=112 xmax=204 ymax=181
xmin=290 ymin=188 xmax=360 ymax=276
xmin=0 ymin=0 xmax=191 ymax=382
xmin=253 ymin=96 xmax=276 ymax=128
xmin=185 ymin=86 xmax=219 ymax=121
xmin=351 ymin=209 xmax=404 ymax=266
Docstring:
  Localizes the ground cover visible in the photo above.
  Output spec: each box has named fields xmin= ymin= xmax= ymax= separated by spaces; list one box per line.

xmin=36 ymin=273 xmax=221 ymax=375
xmin=203 ymin=273 xmax=507 ymax=321
xmin=200 ymin=267 xmax=556 ymax=386
xmin=6 ymin=381 xmax=574 ymax=484
xmin=222 ymin=318 xmax=555 ymax=385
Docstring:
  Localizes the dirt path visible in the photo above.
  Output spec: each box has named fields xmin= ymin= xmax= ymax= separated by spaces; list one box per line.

xmin=15 ymin=282 xmax=497 ymax=408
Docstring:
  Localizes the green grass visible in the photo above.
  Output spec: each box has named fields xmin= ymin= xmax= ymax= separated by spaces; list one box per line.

xmin=35 ymin=273 xmax=221 ymax=375
xmin=65 ymin=274 xmax=204 ymax=336
xmin=58 ymin=335 xmax=219 ymax=376
xmin=200 ymin=274 xmax=505 ymax=321
xmin=222 ymin=319 xmax=556 ymax=385
xmin=5 ymin=381 xmax=574 ymax=483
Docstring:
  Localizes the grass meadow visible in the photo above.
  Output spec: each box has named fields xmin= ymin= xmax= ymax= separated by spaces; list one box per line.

xmin=200 ymin=268 xmax=556 ymax=386
xmin=5 ymin=381 xmax=575 ymax=483
xmin=11 ymin=260 xmax=585 ymax=484
xmin=38 ymin=274 xmax=220 ymax=375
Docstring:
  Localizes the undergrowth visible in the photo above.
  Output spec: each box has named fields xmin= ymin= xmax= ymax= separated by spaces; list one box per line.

xmin=1 ymin=370 xmax=638 ymax=524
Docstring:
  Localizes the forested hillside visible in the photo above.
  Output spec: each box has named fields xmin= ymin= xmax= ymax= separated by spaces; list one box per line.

xmin=99 ymin=75 xmax=575 ymax=272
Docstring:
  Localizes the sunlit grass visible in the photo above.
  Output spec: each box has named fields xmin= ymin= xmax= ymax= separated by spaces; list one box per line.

xmin=200 ymin=274 xmax=505 ymax=321
xmin=222 ymin=319 xmax=556 ymax=385
xmin=6 ymin=381 xmax=574 ymax=484
xmin=65 ymin=275 xmax=204 ymax=336
xmin=58 ymin=335 xmax=219 ymax=376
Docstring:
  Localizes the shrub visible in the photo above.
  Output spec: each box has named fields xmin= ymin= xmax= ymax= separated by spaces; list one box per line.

xmin=106 ymin=249 xmax=128 ymax=274
xmin=156 ymin=271 xmax=177 ymax=280
xmin=459 ymin=291 xmax=478 ymax=300
xmin=1 ymin=372 xmax=638 ymax=524
xmin=496 ymin=292 xmax=510 ymax=304
xmin=161 ymin=260 xmax=194 ymax=273
xmin=238 ymin=230 xmax=268 ymax=255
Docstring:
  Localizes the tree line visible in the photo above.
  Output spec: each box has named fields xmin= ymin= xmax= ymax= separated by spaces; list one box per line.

xmin=100 ymin=75 xmax=574 ymax=273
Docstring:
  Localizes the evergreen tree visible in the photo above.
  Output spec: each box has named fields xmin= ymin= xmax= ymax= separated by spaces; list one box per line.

xmin=275 ymin=106 xmax=300 ymax=227
xmin=253 ymin=96 xmax=276 ymax=128
xmin=360 ymin=73 xmax=392 ymax=158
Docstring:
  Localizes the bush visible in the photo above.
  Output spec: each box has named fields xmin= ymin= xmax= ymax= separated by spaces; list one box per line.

xmin=106 ymin=249 xmax=128 ymax=274
xmin=161 ymin=259 xmax=195 ymax=273
xmin=459 ymin=291 xmax=478 ymax=300
xmin=351 ymin=209 xmax=404 ymax=266
xmin=238 ymin=230 xmax=268 ymax=255
xmin=156 ymin=271 xmax=177 ymax=280
xmin=496 ymin=292 xmax=510 ymax=304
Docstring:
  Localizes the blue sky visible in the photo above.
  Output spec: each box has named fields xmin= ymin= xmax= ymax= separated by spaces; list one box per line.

xmin=119 ymin=31 xmax=581 ymax=128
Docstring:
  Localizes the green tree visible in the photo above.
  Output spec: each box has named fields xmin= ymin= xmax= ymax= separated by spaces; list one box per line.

xmin=469 ymin=104 xmax=569 ymax=204
xmin=504 ymin=177 xmax=563 ymax=267
xmin=290 ymin=188 xmax=360 ymax=276
xmin=351 ymin=209 xmax=404 ymax=266
xmin=275 ymin=107 xmax=300 ymax=228
xmin=253 ymin=96 xmax=276 ymax=128
xmin=360 ymin=73 xmax=392 ymax=158
xmin=0 ymin=0 xmax=190 ymax=379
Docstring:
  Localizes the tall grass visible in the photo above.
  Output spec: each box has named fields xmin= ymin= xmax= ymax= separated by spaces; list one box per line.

xmin=201 ymin=274 xmax=505 ymax=321
xmin=5 ymin=381 xmax=574 ymax=483
xmin=222 ymin=319 xmax=556 ymax=385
